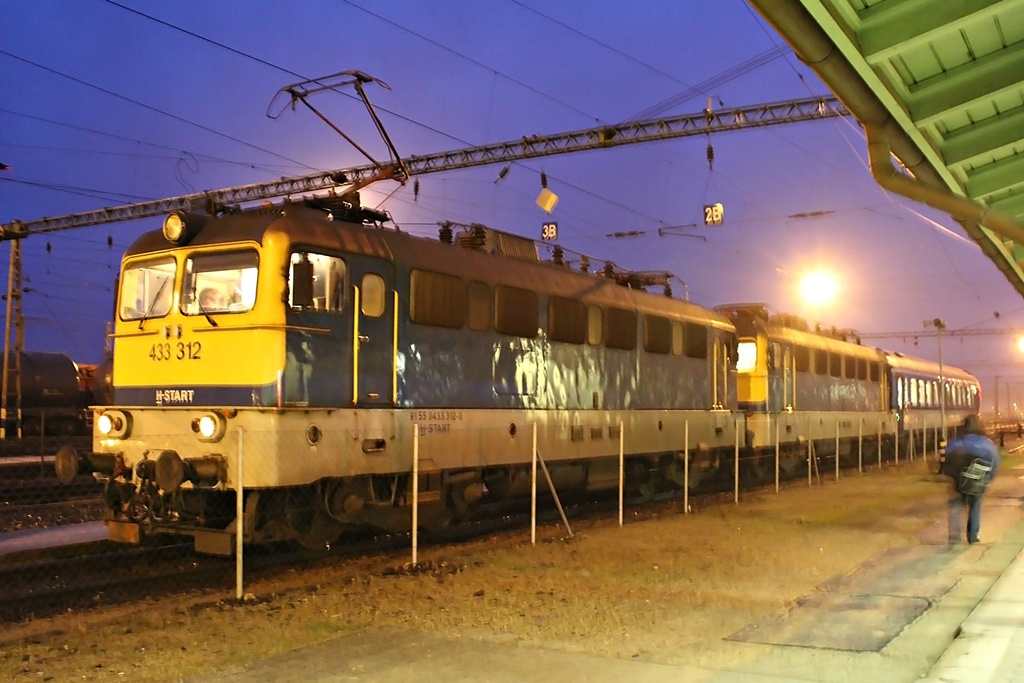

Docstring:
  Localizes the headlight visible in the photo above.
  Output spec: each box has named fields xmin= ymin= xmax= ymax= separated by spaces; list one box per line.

xmin=162 ymin=211 xmax=205 ymax=245
xmin=191 ymin=412 xmax=226 ymax=442
xmin=96 ymin=410 xmax=131 ymax=439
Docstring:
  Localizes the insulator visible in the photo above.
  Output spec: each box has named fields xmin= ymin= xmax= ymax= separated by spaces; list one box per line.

xmin=552 ymin=245 xmax=564 ymax=265
xmin=603 ymin=261 xmax=615 ymax=278
xmin=579 ymin=256 xmax=590 ymax=273
xmin=438 ymin=222 xmax=453 ymax=244
xmin=46 ymin=241 xmax=51 ymax=254
xmin=107 ymin=234 xmax=113 ymax=248
xmin=706 ymin=142 xmax=715 ymax=170
xmin=540 ymin=171 xmax=548 ymax=189
xmin=414 ymin=179 xmax=420 ymax=201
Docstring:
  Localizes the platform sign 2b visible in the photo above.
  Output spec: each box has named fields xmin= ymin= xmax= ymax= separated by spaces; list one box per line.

xmin=703 ymin=203 xmax=724 ymax=226
xmin=542 ymin=222 xmax=558 ymax=241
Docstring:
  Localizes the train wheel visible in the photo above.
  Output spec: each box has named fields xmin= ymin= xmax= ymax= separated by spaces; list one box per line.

xmin=285 ymin=488 xmax=343 ymax=550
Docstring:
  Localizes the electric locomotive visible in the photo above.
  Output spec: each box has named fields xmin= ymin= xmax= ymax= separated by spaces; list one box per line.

xmin=717 ymin=304 xmax=980 ymax=474
xmin=57 ymin=193 xmax=744 ymax=552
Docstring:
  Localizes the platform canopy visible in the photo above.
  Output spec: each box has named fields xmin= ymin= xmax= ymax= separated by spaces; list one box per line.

xmin=749 ymin=0 xmax=1024 ymax=298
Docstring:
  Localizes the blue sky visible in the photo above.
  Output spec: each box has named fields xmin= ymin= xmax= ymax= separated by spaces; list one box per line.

xmin=2 ymin=0 xmax=1022 ymax=412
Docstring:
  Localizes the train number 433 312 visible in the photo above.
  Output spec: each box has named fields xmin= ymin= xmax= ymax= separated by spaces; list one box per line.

xmin=150 ymin=341 xmax=202 ymax=361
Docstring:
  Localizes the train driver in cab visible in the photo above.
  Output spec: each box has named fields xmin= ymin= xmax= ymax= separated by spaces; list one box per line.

xmin=199 ymin=287 xmax=227 ymax=311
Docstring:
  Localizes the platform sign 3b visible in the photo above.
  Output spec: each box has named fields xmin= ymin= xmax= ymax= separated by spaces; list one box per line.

xmin=542 ymin=222 xmax=558 ymax=241
xmin=703 ymin=203 xmax=724 ymax=226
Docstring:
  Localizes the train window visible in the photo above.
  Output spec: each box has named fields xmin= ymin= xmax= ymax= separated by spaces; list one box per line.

xmin=643 ymin=315 xmax=671 ymax=354
xmin=183 ymin=250 xmax=259 ymax=316
xmin=120 ymin=257 xmax=175 ymax=321
xmin=855 ymin=358 xmax=867 ymax=380
xmin=306 ymin=254 xmax=345 ymax=312
xmin=548 ymin=296 xmax=586 ymax=344
xmin=869 ymin=362 xmax=879 ymax=382
xmin=494 ymin=285 xmax=538 ymax=337
xmin=814 ymin=350 xmax=828 ymax=375
xmin=605 ymin=308 xmax=637 ymax=350
xmin=285 ymin=252 xmax=345 ymax=312
xmin=410 ymin=269 xmax=465 ymax=328
xmin=736 ymin=341 xmax=756 ymax=372
xmin=769 ymin=342 xmax=782 ymax=370
xmin=683 ymin=322 xmax=706 ymax=359
xmin=467 ymin=281 xmax=491 ymax=331
xmin=360 ymin=273 xmax=386 ymax=318
xmin=909 ymin=379 xmax=918 ymax=406
xmin=844 ymin=356 xmax=855 ymax=379
xmin=795 ymin=346 xmax=810 ymax=372
xmin=587 ymin=305 xmax=602 ymax=346
xmin=829 ymin=353 xmax=842 ymax=378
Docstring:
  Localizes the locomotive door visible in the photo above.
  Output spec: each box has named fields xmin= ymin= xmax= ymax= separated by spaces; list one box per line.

xmin=713 ymin=333 xmax=728 ymax=409
xmin=783 ymin=345 xmax=795 ymax=411
xmin=349 ymin=257 xmax=396 ymax=406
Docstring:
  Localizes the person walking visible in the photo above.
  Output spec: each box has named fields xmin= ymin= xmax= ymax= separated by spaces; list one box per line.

xmin=940 ymin=414 xmax=1001 ymax=544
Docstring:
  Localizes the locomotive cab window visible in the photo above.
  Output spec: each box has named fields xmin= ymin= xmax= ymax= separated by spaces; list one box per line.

xmin=288 ymin=252 xmax=345 ymax=313
xmin=120 ymin=257 xmax=175 ymax=321
xmin=183 ymin=250 xmax=259 ymax=315
xmin=795 ymin=346 xmax=810 ymax=372
xmin=360 ymin=273 xmax=386 ymax=318
xmin=736 ymin=340 xmax=756 ymax=372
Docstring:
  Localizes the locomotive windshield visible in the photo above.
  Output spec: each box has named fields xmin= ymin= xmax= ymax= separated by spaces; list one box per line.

xmin=182 ymin=250 xmax=259 ymax=315
xmin=120 ymin=258 xmax=174 ymax=321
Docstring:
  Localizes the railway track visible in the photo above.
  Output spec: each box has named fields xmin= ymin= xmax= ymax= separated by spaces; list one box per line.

xmin=0 ymin=477 xmax=757 ymax=626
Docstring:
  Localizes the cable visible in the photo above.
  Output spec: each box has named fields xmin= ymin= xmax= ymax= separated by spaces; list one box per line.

xmin=339 ymin=0 xmax=600 ymax=123
xmin=0 ymin=49 xmax=316 ymax=171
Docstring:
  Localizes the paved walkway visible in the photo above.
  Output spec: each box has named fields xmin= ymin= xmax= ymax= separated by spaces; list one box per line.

xmin=921 ymin=540 xmax=1024 ymax=683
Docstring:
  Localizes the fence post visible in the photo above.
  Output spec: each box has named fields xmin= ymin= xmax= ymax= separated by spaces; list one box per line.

xmin=684 ymin=419 xmax=690 ymax=514
xmin=618 ymin=419 xmax=624 ymax=527
xmin=895 ymin=422 xmax=900 ymax=466
xmin=734 ymin=420 xmax=740 ymax=504
xmin=412 ymin=424 xmax=419 ymax=565
xmin=235 ymin=426 xmax=245 ymax=601
xmin=878 ymin=419 xmax=882 ymax=469
xmin=531 ymin=422 xmax=537 ymax=545
xmin=858 ymin=418 xmax=863 ymax=474
xmin=807 ymin=436 xmax=812 ymax=486
xmin=774 ymin=417 xmax=780 ymax=494
xmin=835 ymin=416 xmax=840 ymax=480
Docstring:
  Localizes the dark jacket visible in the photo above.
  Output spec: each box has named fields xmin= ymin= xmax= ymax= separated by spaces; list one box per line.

xmin=942 ymin=433 xmax=1001 ymax=495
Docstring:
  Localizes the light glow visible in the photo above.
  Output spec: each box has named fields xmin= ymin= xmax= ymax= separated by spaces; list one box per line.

xmin=198 ymin=415 xmax=217 ymax=438
xmin=97 ymin=413 xmax=113 ymax=435
xmin=800 ymin=271 xmax=837 ymax=306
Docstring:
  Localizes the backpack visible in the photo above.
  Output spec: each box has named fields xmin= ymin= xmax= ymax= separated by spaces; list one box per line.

xmin=959 ymin=458 xmax=992 ymax=496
